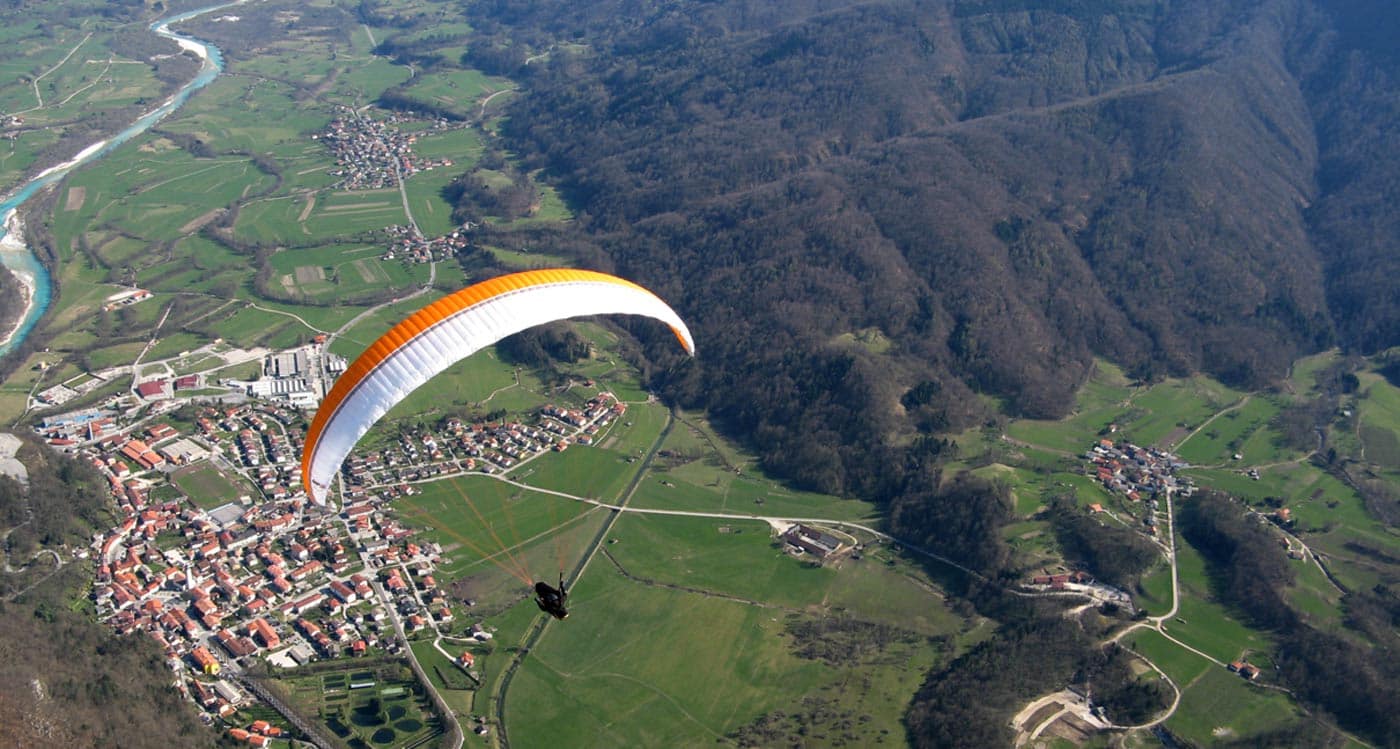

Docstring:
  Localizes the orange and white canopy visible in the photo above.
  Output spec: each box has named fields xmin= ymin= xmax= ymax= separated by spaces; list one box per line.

xmin=301 ymin=268 xmax=695 ymax=504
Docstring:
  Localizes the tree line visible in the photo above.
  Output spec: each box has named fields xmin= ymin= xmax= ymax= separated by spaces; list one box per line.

xmin=1181 ymin=490 xmax=1400 ymax=746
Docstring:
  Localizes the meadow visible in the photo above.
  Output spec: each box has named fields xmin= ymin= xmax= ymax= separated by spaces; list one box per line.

xmin=1162 ymin=667 xmax=1304 ymax=746
xmin=400 ymin=168 xmax=460 ymax=238
xmin=1123 ymin=629 xmax=1306 ymax=746
xmin=1160 ymin=542 xmax=1277 ymax=664
xmin=393 ymin=477 xmax=605 ymax=586
xmin=505 ymin=555 xmax=953 ymax=749
xmin=398 ymin=69 xmax=513 ymax=118
xmin=265 ymin=244 xmax=428 ymax=305
xmin=1357 ymin=373 xmax=1400 ymax=469
xmin=378 ymin=328 xmax=975 ymax=747
xmin=1174 ymin=395 xmax=1288 ymax=465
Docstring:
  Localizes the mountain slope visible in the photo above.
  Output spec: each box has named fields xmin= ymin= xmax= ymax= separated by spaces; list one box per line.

xmin=465 ymin=0 xmax=1392 ymax=498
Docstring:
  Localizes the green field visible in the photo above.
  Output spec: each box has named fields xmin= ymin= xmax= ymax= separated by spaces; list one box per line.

xmin=604 ymin=513 xmax=966 ymax=636
xmin=1175 ymin=395 xmax=1288 ymax=466
xmin=1124 ymin=629 xmax=1213 ymax=685
xmin=399 ymin=69 xmax=512 ymax=117
xmin=0 ymin=25 xmax=169 ymax=190
xmin=160 ymin=76 xmax=334 ymax=157
xmin=1164 ymin=667 xmax=1305 ymax=746
xmin=401 ymin=167 xmax=461 ymax=238
xmin=1357 ymin=374 xmax=1400 ymax=469
xmin=1009 ymin=367 xmax=1243 ymax=456
xmin=506 ymin=559 xmax=951 ymax=749
xmin=265 ymin=244 xmax=428 ymax=304
xmin=405 ymin=127 xmax=483 ymax=162
xmin=1160 ymin=539 xmax=1277 ymax=664
xmin=171 ymin=461 xmax=255 ymax=509
xmin=394 ymin=476 xmax=598 ymax=584
xmin=379 ymin=365 xmax=976 ymax=748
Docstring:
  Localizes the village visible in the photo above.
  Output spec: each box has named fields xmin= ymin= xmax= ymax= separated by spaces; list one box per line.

xmin=379 ymin=223 xmax=476 ymax=266
xmin=27 ymin=336 xmax=636 ymax=745
xmin=1019 ymin=438 xmax=1197 ymax=610
xmin=314 ymin=106 xmax=458 ymax=191
xmin=1084 ymin=437 xmax=1192 ymax=538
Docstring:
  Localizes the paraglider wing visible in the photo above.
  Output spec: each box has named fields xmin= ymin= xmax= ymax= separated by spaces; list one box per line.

xmin=301 ymin=268 xmax=695 ymax=505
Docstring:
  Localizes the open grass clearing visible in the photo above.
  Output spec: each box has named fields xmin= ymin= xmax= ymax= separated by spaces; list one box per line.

xmin=603 ymin=512 xmax=966 ymax=636
xmin=1286 ymin=556 xmax=1345 ymax=630
xmin=159 ymin=76 xmax=332 ymax=155
xmin=147 ymin=333 xmax=208 ymax=362
xmin=393 ymin=475 xmax=595 ymax=582
xmin=1288 ymin=350 xmax=1342 ymax=396
xmin=485 ymin=245 xmax=571 ymax=270
xmin=203 ymin=305 xmax=312 ymax=350
xmin=1124 ymin=628 xmax=1212 ymax=685
xmin=1164 ymin=667 xmax=1305 ymax=747
xmin=331 ymin=59 xmax=413 ymax=104
xmin=1357 ymin=374 xmax=1400 ymax=469
xmin=74 ymin=155 xmax=274 ymax=241
xmin=265 ymin=244 xmax=428 ymax=304
xmin=404 ymin=127 xmax=483 ymax=162
xmin=1164 ymin=539 xmax=1278 ymax=664
xmin=400 ymin=70 xmax=511 ymax=115
xmin=401 ymin=167 xmax=461 ymax=238
xmin=509 ymin=183 xmax=573 ymax=225
xmin=1128 ymin=377 xmax=1245 ymax=449
xmin=506 ymin=561 xmax=952 ymax=749
xmin=635 ymin=404 xmax=878 ymax=521
xmin=1176 ymin=396 xmax=1288 ymax=466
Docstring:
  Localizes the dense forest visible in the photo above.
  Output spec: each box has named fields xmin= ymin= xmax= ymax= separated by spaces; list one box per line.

xmin=1049 ymin=496 xmax=1161 ymax=589
xmin=440 ymin=0 xmax=1400 ymax=506
xmin=0 ymin=441 xmax=111 ymax=565
xmin=0 ymin=567 xmax=221 ymax=749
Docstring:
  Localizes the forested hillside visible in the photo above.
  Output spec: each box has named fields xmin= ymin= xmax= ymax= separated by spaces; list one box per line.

xmin=0 ymin=445 xmax=215 ymax=748
xmin=452 ymin=0 xmax=1398 ymax=503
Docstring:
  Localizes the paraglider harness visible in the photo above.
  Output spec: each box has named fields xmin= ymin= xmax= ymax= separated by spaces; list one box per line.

xmin=534 ymin=574 xmax=569 ymax=620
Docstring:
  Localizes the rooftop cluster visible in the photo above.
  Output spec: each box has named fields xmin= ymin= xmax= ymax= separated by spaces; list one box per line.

xmin=315 ymin=108 xmax=455 ymax=190
xmin=30 ymin=343 xmax=634 ymax=729
xmin=380 ymin=223 xmax=476 ymax=265
xmin=1087 ymin=439 xmax=1193 ymax=536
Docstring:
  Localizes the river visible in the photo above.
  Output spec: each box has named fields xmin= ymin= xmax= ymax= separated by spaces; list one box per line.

xmin=0 ymin=1 xmax=239 ymax=360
